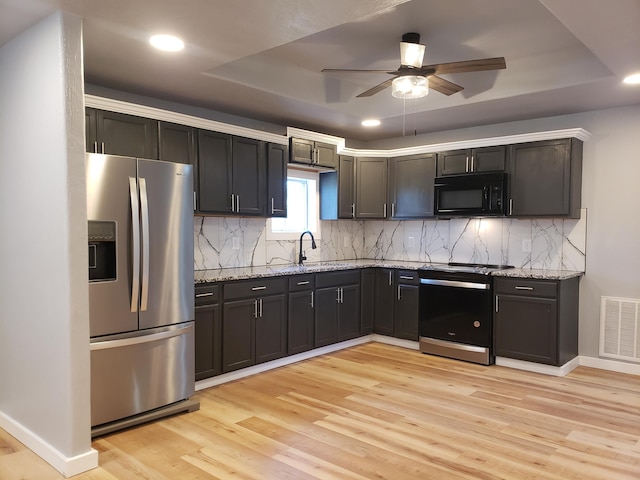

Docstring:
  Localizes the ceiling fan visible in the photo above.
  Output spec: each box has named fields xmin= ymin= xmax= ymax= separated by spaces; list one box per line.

xmin=321 ymin=33 xmax=506 ymax=98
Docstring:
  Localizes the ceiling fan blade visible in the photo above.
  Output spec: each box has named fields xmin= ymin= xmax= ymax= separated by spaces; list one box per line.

xmin=321 ymin=68 xmax=395 ymax=74
xmin=356 ymin=78 xmax=394 ymax=97
xmin=426 ymin=57 xmax=506 ymax=75
xmin=428 ymin=75 xmax=464 ymax=96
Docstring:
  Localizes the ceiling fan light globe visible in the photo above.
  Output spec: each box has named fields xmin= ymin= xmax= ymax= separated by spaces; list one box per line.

xmin=400 ymin=41 xmax=425 ymax=68
xmin=392 ymin=75 xmax=428 ymax=99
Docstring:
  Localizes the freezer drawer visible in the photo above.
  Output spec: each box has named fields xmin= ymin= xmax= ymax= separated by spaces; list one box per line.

xmin=90 ymin=322 xmax=195 ymax=427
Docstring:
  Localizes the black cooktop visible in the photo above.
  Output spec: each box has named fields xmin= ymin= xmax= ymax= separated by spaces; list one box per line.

xmin=421 ymin=262 xmax=515 ymax=275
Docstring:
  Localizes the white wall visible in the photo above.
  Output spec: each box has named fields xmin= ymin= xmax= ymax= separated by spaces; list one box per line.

xmin=0 ymin=11 xmax=96 ymax=476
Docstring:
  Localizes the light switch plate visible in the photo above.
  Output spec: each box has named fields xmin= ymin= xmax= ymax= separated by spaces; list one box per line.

xmin=522 ymin=238 xmax=532 ymax=253
xmin=232 ymin=237 xmax=240 ymax=250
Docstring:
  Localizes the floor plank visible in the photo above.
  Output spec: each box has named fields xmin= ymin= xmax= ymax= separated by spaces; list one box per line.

xmin=1 ymin=343 xmax=639 ymax=479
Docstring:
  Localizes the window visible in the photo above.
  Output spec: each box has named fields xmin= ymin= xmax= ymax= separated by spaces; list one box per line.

xmin=267 ymin=169 xmax=321 ymax=240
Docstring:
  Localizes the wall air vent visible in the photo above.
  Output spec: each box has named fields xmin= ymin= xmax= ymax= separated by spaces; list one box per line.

xmin=599 ymin=296 xmax=640 ymax=363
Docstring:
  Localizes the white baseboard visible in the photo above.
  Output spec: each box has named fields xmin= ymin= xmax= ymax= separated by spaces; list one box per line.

xmin=0 ymin=410 xmax=98 ymax=477
xmin=495 ymin=356 xmax=581 ymax=376
xmin=371 ymin=334 xmax=420 ymax=350
xmin=196 ymin=335 xmax=372 ymax=391
xmin=579 ymin=355 xmax=640 ymax=376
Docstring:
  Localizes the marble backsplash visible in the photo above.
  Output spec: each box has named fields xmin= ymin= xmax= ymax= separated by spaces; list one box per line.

xmin=194 ymin=209 xmax=587 ymax=272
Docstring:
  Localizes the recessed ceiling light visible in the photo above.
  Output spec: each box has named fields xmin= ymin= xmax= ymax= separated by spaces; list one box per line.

xmin=362 ymin=119 xmax=381 ymax=127
xmin=623 ymin=73 xmax=640 ymax=85
xmin=149 ymin=34 xmax=184 ymax=52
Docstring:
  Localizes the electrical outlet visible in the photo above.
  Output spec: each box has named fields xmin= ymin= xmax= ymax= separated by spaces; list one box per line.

xmin=522 ymin=238 xmax=532 ymax=253
xmin=407 ymin=236 xmax=416 ymax=248
xmin=343 ymin=235 xmax=351 ymax=248
xmin=232 ymin=237 xmax=240 ymax=250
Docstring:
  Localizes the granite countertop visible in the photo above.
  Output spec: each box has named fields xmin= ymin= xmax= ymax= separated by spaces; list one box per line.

xmin=195 ymin=260 xmax=584 ymax=283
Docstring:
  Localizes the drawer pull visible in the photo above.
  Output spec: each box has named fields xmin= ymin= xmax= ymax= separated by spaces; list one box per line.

xmin=195 ymin=292 xmax=214 ymax=298
xmin=399 ymin=276 xmax=414 ymax=280
xmin=297 ymin=281 xmax=310 ymax=286
xmin=515 ymin=286 xmax=534 ymax=291
xmin=251 ymin=286 xmax=267 ymax=291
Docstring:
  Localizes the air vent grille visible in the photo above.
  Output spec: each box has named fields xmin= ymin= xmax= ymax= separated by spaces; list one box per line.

xmin=600 ymin=296 xmax=640 ymax=363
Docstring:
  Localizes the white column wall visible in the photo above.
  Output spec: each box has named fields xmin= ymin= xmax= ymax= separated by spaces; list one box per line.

xmin=0 ymin=11 xmax=96 ymax=476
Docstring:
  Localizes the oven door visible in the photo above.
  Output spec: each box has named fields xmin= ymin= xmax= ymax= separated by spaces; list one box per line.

xmin=418 ymin=273 xmax=494 ymax=364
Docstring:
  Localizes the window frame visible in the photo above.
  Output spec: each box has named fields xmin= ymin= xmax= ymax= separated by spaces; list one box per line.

xmin=266 ymin=167 xmax=322 ymax=241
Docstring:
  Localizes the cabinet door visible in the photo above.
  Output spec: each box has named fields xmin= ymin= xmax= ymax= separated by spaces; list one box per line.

xmin=222 ymin=299 xmax=255 ymax=373
xmin=494 ymin=295 xmax=558 ymax=365
xmin=158 ymin=121 xmax=196 ymax=165
xmin=473 ymin=146 xmax=505 ymax=173
xmin=255 ymin=294 xmax=287 ymax=364
xmin=356 ymin=157 xmax=388 ymax=218
xmin=338 ymin=156 xmax=355 ymax=219
xmin=389 ymin=154 xmax=435 ymax=218
xmin=267 ymin=143 xmax=288 ymax=217
xmin=360 ymin=269 xmax=375 ymax=334
xmin=95 ymin=110 xmax=158 ymax=158
xmin=394 ymin=284 xmax=419 ymax=341
xmin=373 ymin=269 xmax=395 ymax=335
xmin=437 ymin=149 xmax=469 ymax=176
xmin=288 ymin=290 xmax=315 ymax=355
xmin=232 ymin=136 xmax=265 ymax=216
xmin=338 ymin=284 xmax=361 ymax=341
xmin=198 ymin=130 xmax=233 ymax=214
xmin=290 ymin=138 xmax=314 ymax=164
xmin=314 ymin=287 xmax=338 ymax=347
xmin=507 ymin=139 xmax=573 ymax=217
xmin=86 ymin=108 xmax=97 ymax=153
xmin=316 ymin=142 xmax=338 ymax=168
xmin=195 ymin=304 xmax=221 ymax=380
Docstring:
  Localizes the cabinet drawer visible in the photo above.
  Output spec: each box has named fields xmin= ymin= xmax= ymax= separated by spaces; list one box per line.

xmin=224 ymin=277 xmax=286 ymax=300
xmin=396 ymin=270 xmax=419 ymax=285
xmin=289 ymin=274 xmax=315 ymax=291
xmin=195 ymin=284 xmax=220 ymax=305
xmin=495 ymin=278 xmax=557 ymax=298
xmin=316 ymin=270 xmax=360 ymax=288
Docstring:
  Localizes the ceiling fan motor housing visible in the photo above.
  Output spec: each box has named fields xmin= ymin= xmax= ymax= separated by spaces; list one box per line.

xmin=400 ymin=32 xmax=425 ymax=69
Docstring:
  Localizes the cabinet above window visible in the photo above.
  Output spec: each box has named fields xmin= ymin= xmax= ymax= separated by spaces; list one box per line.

xmin=289 ymin=138 xmax=337 ymax=169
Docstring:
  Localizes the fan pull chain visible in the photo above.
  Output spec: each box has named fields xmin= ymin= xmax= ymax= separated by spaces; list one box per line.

xmin=402 ymin=96 xmax=406 ymax=137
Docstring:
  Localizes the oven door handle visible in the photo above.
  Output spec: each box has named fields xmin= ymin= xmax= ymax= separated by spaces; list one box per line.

xmin=419 ymin=278 xmax=489 ymax=290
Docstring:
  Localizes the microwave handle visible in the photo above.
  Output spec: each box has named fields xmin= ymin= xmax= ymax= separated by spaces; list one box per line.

xmin=483 ymin=185 xmax=489 ymax=210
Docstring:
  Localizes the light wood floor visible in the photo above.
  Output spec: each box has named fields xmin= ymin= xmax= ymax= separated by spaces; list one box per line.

xmin=2 ymin=343 xmax=639 ymax=479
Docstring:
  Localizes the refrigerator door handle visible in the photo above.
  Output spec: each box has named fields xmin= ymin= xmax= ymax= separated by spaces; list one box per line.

xmin=90 ymin=323 xmax=194 ymax=351
xmin=139 ymin=177 xmax=150 ymax=312
xmin=128 ymin=177 xmax=140 ymax=313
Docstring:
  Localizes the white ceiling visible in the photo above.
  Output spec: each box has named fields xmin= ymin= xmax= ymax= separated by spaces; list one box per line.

xmin=2 ymin=0 xmax=640 ymax=141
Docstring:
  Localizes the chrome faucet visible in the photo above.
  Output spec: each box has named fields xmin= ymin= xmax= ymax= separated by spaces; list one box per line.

xmin=298 ymin=230 xmax=317 ymax=265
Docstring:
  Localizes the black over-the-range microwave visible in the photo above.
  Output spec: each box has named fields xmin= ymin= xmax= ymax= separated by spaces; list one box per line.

xmin=433 ymin=172 xmax=508 ymax=217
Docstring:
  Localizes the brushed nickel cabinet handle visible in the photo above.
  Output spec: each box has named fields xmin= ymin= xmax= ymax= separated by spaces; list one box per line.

xmin=251 ymin=286 xmax=267 ymax=291
xmin=195 ymin=292 xmax=214 ymax=298
xmin=515 ymin=286 xmax=534 ymax=291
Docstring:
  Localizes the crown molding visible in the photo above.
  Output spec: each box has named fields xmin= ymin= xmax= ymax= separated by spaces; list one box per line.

xmin=86 ymin=95 xmax=590 ymax=156
xmin=340 ymin=128 xmax=592 ymax=157
xmin=85 ymin=95 xmax=288 ymax=145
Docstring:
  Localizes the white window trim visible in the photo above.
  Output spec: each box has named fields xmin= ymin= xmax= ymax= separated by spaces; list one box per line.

xmin=266 ymin=168 xmax=322 ymax=241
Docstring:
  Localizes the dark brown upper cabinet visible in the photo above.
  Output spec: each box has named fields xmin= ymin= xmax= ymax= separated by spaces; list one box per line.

xmin=85 ymin=108 xmax=158 ymax=159
xmin=266 ymin=143 xmax=288 ymax=218
xmin=507 ymin=138 xmax=582 ymax=218
xmin=436 ymin=146 xmax=505 ymax=176
xmin=319 ymin=155 xmax=355 ymax=220
xmin=158 ymin=121 xmax=196 ymax=165
xmin=289 ymin=137 xmax=337 ymax=169
xmin=389 ymin=153 xmax=436 ymax=219
xmin=197 ymin=130 xmax=265 ymax=216
xmin=355 ymin=157 xmax=388 ymax=219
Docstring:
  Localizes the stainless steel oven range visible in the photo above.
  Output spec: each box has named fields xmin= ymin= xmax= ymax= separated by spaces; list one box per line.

xmin=418 ymin=263 xmax=513 ymax=365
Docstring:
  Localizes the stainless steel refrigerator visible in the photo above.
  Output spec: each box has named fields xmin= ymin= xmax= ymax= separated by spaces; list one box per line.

xmin=86 ymin=153 xmax=196 ymax=431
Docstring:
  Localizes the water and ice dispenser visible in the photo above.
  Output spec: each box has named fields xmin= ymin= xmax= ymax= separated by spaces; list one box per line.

xmin=88 ymin=221 xmax=116 ymax=282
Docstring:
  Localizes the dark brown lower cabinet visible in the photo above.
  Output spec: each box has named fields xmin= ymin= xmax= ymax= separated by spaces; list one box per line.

xmin=194 ymin=284 xmax=221 ymax=380
xmin=494 ymin=276 xmax=579 ymax=366
xmin=393 ymin=272 xmax=419 ymax=341
xmin=373 ymin=269 xmax=419 ymax=341
xmin=360 ymin=269 xmax=375 ymax=334
xmin=288 ymin=274 xmax=316 ymax=355
xmin=315 ymin=270 xmax=361 ymax=347
xmin=221 ymin=277 xmax=286 ymax=373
